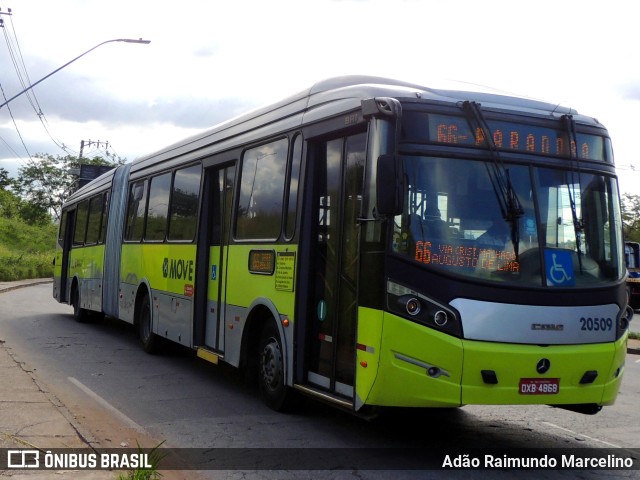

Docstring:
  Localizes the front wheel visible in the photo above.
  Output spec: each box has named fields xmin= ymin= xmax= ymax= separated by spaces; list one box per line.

xmin=258 ymin=321 xmax=295 ymax=411
xmin=138 ymin=294 xmax=159 ymax=354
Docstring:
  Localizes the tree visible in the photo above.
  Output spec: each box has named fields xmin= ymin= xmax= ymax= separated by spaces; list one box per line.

xmin=0 ymin=167 xmax=19 ymax=219
xmin=621 ymin=193 xmax=640 ymax=243
xmin=0 ymin=167 xmax=14 ymax=189
xmin=1 ymin=167 xmax=48 ymax=224
xmin=14 ymin=154 xmax=124 ymax=220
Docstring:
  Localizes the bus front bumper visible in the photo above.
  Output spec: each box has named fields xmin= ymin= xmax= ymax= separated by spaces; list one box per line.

xmin=358 ymin=312 xmax=626 ymax=409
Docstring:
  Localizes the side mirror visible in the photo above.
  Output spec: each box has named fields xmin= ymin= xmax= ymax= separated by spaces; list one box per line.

xmin=376 ymin=154 xmax=403 ymax=216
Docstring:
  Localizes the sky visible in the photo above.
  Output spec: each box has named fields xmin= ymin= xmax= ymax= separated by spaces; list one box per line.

xmin=1 ymin=0 xmax=639 ymax=195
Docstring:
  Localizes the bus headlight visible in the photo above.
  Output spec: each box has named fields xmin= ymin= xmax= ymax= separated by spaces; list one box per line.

xmin=387 ymin=280 xmax=462 ymax=337
xmin=405 ymin=297 xmax=421 ymax=316
xmin=434 ymin=310 xmax=448 ymax=326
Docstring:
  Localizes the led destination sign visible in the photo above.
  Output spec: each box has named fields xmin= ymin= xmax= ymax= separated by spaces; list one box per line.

xmin=414 ymin=241 xmax=520 ymax=273
xmin=403 ymin=112 xmax=607 ymax=162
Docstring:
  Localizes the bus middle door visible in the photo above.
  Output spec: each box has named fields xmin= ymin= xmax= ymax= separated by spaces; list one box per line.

xmin=203 ymin=163 xmax=236 ymax=352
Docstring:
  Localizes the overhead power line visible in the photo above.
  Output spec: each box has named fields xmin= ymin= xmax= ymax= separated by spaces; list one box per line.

xmin=0 ymin=6 xmax=72 ymax=155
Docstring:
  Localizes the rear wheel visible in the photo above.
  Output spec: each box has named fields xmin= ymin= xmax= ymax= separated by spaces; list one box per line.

xmin=72 ymin=286 xmax=88 ymax=323
xmin=138 ymin=294 xmax=159 ymax=354
xmin=258 ymin=321 xmax=295 ymax=411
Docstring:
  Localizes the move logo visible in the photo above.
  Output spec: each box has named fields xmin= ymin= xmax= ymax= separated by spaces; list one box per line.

xmin=162 ymin=257 xmax=194 ymax=281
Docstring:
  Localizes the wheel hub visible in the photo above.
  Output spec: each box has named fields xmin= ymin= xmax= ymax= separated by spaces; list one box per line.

xmin=261 ymin=340 xmax=282 ymax=390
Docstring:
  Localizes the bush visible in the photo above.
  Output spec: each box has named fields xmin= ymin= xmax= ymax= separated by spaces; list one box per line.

xmin=0 ymin=217 xmax=56 ymax=281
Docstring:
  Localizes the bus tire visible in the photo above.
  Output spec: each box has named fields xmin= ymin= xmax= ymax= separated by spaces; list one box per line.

xmin=138 ymin=294 xmax=158 ymax=354
xmin=258 ymin=321 xmax=294 ymax=411
xmin=72 ymin=286 xmax=88 ymax=323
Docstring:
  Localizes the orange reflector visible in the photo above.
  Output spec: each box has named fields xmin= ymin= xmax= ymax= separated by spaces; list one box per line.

xmin=282 ymin=318 xmax=290 ymax=327
xmin=360 ymin=361 xmax=368 ymax=368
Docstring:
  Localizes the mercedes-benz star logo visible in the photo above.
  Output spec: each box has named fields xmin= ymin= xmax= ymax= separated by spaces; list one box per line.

xmin=536 ymin=358 xmax=551 ymax=374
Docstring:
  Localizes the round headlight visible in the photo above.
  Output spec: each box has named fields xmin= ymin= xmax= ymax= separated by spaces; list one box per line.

xmin=434 ymin=310 xmax=448 ymax=326
xmin=406 ymin=298 xmax=421 ymax=316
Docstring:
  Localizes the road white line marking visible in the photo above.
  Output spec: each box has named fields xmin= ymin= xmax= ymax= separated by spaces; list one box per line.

xmin=541 ymin=421 xmax=621 ymax=448
xmin=68 ymin=377 xmax=146 ymax=433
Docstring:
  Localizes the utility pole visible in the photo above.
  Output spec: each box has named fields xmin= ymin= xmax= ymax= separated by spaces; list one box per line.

xmin=0 ymin=7 xmax=12 ymax=29
xmin=79 ymin=139 xmax=110 ymax=160
xmin=73 ymin=140 xmax=115 ymax=192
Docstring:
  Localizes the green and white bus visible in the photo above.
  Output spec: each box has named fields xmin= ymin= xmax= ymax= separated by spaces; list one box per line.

xmin=53 ymin=76 xmax=631 ymax=414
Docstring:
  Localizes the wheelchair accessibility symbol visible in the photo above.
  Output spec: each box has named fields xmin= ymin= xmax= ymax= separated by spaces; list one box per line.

xmin=544 ymin=249 xmax=575 ymax=286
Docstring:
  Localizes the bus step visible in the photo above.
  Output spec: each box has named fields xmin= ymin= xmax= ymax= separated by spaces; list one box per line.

xmin=196 ymin=347 xmax=222 ymax=365
xmin=293 ymin=384 xmax=353 ymax=410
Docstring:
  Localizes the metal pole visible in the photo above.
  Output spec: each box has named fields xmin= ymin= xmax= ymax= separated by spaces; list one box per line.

xmin=0 ymin=38 xmax=150 ymax=110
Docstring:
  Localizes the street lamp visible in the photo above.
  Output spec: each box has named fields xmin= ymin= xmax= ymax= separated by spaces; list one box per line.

xmin=0 ymin=38 xmax=151 ymax=110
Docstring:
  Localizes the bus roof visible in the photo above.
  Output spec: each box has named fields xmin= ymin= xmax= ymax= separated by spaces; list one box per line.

xmin=129 ymin=75 xmax=600 ymax=173
xmin=66 ymin=75 xmax=605 ymax=199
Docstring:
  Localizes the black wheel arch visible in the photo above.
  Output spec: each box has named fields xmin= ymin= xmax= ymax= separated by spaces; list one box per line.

xmin=133 ymin=283 xmax=151 ymax=328
xmin=240 ymin=303 xmax=277 ymax=372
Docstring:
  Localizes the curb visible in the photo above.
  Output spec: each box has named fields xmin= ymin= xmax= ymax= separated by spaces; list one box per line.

xmin=627 ymin=343 xmax=640 ymax=355
xmin=0 ymin=278 xmax=53 ymax=294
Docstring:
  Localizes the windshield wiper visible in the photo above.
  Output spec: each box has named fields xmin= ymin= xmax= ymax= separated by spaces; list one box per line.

xmin=462 ymin=101 xmax=524 ymax=257
xmin=561 ymin=114 xmax=584 ymax=274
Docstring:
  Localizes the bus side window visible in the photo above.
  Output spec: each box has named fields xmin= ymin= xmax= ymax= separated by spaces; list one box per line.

xmin=168 ymin=164 xmax=202 ymax=242
xmin=125 ymin=181 xmax=148 ymax=242
xmin=85 ymin=194 xmax=104 ymax=245
xmin=145 ymin=172 xmax=172 ymax=241
xmin=236 ymin=138 xmax=288 ymax=240
xmin=284 ymin=135 xmax=302 ymax=240
xmin=58 ymin=210 xmax=68 ymax=247
xmin=73 ymin=200 xmax=89 ymax=246
xmin=99 ymin=192 xmax=110 ymax=244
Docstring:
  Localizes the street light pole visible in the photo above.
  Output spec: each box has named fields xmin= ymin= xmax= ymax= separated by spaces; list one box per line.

xmin=0 ymin=38 xmax=150 ymax=110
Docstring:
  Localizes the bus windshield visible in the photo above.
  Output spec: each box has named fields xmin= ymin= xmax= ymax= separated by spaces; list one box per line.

xmin=392 ymin=155 xmax=624 ymax=287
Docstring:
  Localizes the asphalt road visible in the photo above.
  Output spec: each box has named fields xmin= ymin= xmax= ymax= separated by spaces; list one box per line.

xmin=1 ymin=284 xmax=639 ymax=479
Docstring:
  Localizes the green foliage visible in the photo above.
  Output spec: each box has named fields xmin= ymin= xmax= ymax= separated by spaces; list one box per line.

xmin=0 ymin=216 xmax=57 ymax=281
xmin=1 ymin=178 xmax=51 ymax=226
xmin=116 ymin=441 xmax=166 ymax=480
xmin=0 ymin=189 xmax=20 ymax=219
xmin=0 ymin=167 xmax=15 ymax=188
xmin=14 ymin=154 xmax=123 ymax=220
xmin=621 ymin=193 xmax=640 ymax=243
xmin=0 ymin=153 xmax=126 ymax=281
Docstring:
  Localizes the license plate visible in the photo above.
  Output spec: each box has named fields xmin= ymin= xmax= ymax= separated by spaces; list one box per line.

xmin=519 ymin=378 xmax=560 ymax=395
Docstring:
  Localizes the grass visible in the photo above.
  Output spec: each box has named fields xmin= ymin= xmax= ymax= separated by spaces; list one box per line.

xmin=116 ymin=441 xmax=166 ymax=480
xmin=0 ymin=217 xmax=57 ymax=281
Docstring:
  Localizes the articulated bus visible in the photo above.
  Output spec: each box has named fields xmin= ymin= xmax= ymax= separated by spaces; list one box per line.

xmin=53 ymin=76 xmax=631 ymax=414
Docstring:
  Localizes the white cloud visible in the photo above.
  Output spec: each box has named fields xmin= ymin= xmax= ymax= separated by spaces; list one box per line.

xmin=1 ymin=0 xmax=639 ymax=193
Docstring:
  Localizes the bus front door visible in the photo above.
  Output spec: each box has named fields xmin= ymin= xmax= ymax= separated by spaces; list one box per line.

xmin=204 ymin=164 xmax=236 ymax=352
xmin=307 ymin=133 xmax=366 ymax=399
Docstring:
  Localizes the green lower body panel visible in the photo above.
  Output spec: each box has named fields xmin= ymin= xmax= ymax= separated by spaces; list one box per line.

xmin=359 ymin=311 xmax=463 ymax=408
